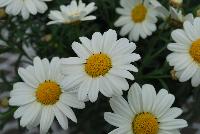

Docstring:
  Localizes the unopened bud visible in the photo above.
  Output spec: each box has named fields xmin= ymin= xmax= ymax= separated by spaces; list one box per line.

xmin=170 ymin=69 xmax=178 ymax=80
xmin=0 ymin=97 xmax=9 ymax=108
xmin=0 ymin=8 xmax=6 ymax=18
xmin=169 ymin=0 xmax=183 ymax=8
xmin=197 ymin=9 xmax=200 ymax=17
xmin=41 ymin=34 xmax=52 ymax=42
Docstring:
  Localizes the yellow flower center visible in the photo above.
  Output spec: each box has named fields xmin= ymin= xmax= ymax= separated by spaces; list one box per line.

xmin=131 ymin=4 xmax=147 ymax=23
xmin=36 ymin=81 xmax=61 ymax=105
xmin=190 ymin=38 xmax=200 ymax=64
xmin=133 ymin=112 xmax=159 ymax=134
xmin=85 ymin=53 xmax=112 ymax=78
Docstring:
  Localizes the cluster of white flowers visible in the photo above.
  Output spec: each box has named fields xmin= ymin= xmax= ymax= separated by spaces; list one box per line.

xmin=2 ymin=0 xmax=199 ymax=133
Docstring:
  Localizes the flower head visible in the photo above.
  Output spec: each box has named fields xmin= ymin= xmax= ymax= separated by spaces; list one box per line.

xmin=167 ymin=17 xmax=200 ymax=87
xmin=115 ymin=0 xmax=159 ymax=41
xmin=61 ymin=29 xmax=140 ymax=102
xmin=104 ymin=83 xmax=188 ymax=134
xmin=0 ymin=0 xmax=51 ymax=19
xmin=47 ymin=0 xmax=97 ymax=25
xmin=9 ymin=57 xmax=85 ymax=133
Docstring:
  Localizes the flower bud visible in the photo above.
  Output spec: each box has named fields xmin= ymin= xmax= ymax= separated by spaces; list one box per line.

xmin=169 ymin=0 xmax=183 ymax=8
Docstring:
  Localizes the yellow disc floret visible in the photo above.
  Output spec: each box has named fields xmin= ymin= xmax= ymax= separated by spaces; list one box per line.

xmin=85 ymin=53 xmax=112 ymax=78
xmin=190 ymin=38 xmax=200 ymax=64
xmin=36 ymin=80 xmax=61 ymax=105
xmin=133 ymin=112 xmax=159 ymax=134
xmin=131 ymin=4 xmax=147 ymax=23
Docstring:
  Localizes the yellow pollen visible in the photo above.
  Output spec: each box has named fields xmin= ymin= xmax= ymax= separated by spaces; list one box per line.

xmin=131 ymin=4 xmax=147 ymax=23
xmin=133 ymin=112 xmax=159 ymax=134
xmin=85 ymin=53 xmax=112 ymax=78
xmin=190 ymin=38 xmax=200 ymax=64
xmin=36 ymin=81 xmax=61 ymax=105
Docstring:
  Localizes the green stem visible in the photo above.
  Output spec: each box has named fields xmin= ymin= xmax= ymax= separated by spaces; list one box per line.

xmin=139 ymin=75 xmax=171 ymax=80
xmin=151 ymin=45 xmax=167 ymax=59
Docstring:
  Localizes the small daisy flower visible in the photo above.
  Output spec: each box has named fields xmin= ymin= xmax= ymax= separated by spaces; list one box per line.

xmin=104 ymin=83 xmax=188 ymax=134
xmin=61 ymin=29 xmax=140 ymax=102
xmin=9 ymin=57 xmax=85 ymax=133
xmin=167 ymin=17 xmax=200 ymax=87
xmin=0 ymin=0 xmax=51 ymax=20
xmin=115 ymin=0 xmax=159 ymax=41
xmin=47 ymin=0 xmax=97 ymax=25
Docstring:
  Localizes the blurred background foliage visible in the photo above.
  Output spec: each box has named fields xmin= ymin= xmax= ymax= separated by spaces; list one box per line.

xmin=0 ymin=0 xmax=200 ymax=134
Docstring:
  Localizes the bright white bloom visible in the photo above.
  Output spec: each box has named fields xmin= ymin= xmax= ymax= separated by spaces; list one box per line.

xmin=9 ymin=57 xmax=85 ymax=134
xmin=61 ymin=29 xmax=140 ymax=102
xmin=115 ymin=0 xmax=159 ymax=41
xmin=47 ymin=0 xmax=97 ymax=25
xmin=104 ymin=83 xmax=188 ymax=134
xmin=167 ymin=17 xmax=200 ymax=87
xmin=0 ymin=0 xmax=51 ymax=20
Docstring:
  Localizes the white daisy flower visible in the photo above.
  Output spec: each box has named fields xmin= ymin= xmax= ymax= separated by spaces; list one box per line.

xmin=167 ymin=17 xmax=200 ymax=87
xmin=115 ymin=0 xmax=159 ymax=41
xmin=9 ymin=57 xmax=85 ymax=134
xmin=47 ymin=0 xmax=97 ymax=25
xmin=0 ymin=0 xmax=51 ymax=20
xmin=61 ymin=29 xmax=141 ymax=102
xmin=104 ymin=83 xmax=188 ymax=134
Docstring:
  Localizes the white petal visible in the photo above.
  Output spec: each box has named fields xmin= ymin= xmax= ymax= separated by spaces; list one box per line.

xmin=159 ymin=119 xmax=188 ymax=130
xmin=91 ymin=32 xmax=104 ymax=53
xmin=60 ymin=93 xmax=85 ymax=109
xmin=179 ymin=63 xmax=197 ymax=82
xmin=159 ymin=107 xmax=183 ymax=122
xmin=191 ymin=69 xmax=200 ymax=87
xmin=61 ymin=57 xmax=85 ymax=65
xmin=88 ymin=78 xmax=99 ymax=102
xmin=102 ymin=29 xmax=117 ymax=53
xmin=25 ymin=0 xmax=37 ymax=15
xmin=142 ymin=84 xmax=156 ymax=112
xmin=106 ymin=74 xmax=129 ymax=92
xmin=110 ymin=96 xmax=133 ymax=119
xmin=72 ymin=42 xmax=90 ymax=58
xmin=20 ymin=102 xmax=41 ymax=127
xmin=108 ymin=126 xmax=132 ymax=134
xmin=49 ymin=57 xmax=61 ymax=81
xmin=104 ymin=112 xmax=131 ymax=127
xmin=18 ymin=67 xmax=39 ymax=88
xmin=128 ymin=83 xmax=143 ymax=113
xmin=40 ymin=106 xmax=54 ymax=134
xmin=78 ymin=78 xmax=92 ymax=101
xmin=53 ymin=107 xmax=68 ymax=130
xmin=99 ymin=76 xmax=113 ymax=97
xmin=9 ymin=95 xmax=35 ymax=106
xmin=183 ymin=21 xmax=199 ymax=41
xmin=14 ymin=103 xmax=32 ymax=119
xmin=56 ymin=102 xmax=77 ymax=123
xmin=109 ymin=68 xmax=134 ymax=80
xmin=167 ymin=43 xmax=189 ymax=53
xmin=154 ymin=94 xmax=175 ymax=118
xmin=33 ymin=57 xmax=46 ymax=83
xmin=61 ymin=74 xmax=85 ymax=90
